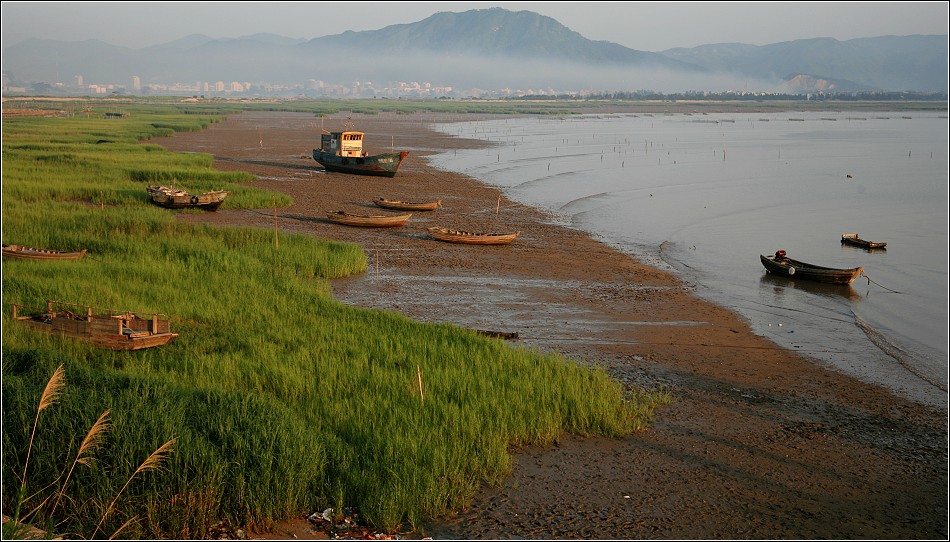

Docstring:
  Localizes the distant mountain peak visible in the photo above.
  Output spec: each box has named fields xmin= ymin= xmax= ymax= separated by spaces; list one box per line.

xmin=1 ymin=9 xmax=945 ymax=94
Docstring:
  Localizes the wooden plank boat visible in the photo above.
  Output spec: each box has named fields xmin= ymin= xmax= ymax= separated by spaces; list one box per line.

xmin=841 ymin=233 xmax=887 ymax=250
xmin=147 ymin=185 xmax=230 ymax=211
xmin=759 ymin=250 xmax=863 ymax=285
xmin=428 ymin=227 xmax=521 ymax=246
xmin=313 ymin=130 xmax=408 ymax=177
xmin=373 ymin=198 xmax=442 ymax=212
xmin=326 ymin=210 xmax=412 ymax=228
xmin=2 ymin=244 xmax=87 ymax=260
xmin=12 ymin=301 xmax=179 ymax=351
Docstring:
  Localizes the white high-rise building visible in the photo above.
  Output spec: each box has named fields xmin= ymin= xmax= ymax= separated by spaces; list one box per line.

xmin=132 ymin=75 xmax=141 ymax=91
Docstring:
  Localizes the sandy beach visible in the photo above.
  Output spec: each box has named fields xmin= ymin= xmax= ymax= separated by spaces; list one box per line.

xmin=153 ymin=107 xmax=947 ymax=540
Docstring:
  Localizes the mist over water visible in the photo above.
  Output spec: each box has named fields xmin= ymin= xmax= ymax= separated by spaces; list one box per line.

xmin=429 ymin=111 xmax=949 ymax=407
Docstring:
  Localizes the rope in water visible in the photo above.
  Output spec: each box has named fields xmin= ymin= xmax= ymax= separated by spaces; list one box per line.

xmin=861 ymin=272 xmax=901 ymax=293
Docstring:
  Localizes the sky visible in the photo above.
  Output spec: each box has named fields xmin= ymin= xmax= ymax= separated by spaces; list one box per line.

xmin=1 ymin=1 xmax=947 ymax=52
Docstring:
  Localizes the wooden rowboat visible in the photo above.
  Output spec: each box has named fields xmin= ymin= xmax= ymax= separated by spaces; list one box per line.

xmin=841 ymin=233 xmax=887 ymax=250
xmin=12 ymin=300 xmax=179 ymax=351
xmin=428 ymin=227 xmax=521 ymax=245
xmin=2 ymin=244 xmax=87 ymax=260
xmin=147 ymin=185 xmax=230 ymax=211
xmin=760 ymin=250 xmax=863 ymax=285
xmin=373 ymin=198 xmax=442 ymax=212
xmin=326 ymin=210 xmax=412 ymax=228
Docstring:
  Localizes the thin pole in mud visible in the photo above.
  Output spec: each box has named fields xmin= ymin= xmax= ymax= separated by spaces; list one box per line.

xmin=376 ymin=249 xmax=379 ymax=286
xmin=496 ymin=195 xmax=501 ymax=216
xmin=416 ymin=365 xmax=424 ymax=404
xmin=273 ymin=198 xmax=278 ymax=249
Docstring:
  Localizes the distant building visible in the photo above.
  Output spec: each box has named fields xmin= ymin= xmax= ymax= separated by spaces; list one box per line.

xmin=132 ymin=75 xmax=141 ymax=91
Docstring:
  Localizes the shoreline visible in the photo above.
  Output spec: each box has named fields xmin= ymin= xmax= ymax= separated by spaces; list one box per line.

xmin=154 ymin=109 xmax=947 ymax=540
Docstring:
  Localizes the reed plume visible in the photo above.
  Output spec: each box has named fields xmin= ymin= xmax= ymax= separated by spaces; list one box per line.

xmin=21 ymin=364 xmax=65 ymax=491
xmin=91 ymin=437 xmax=177 ymax=539
xmin=50 ymin=409 xmax=112 ymax=516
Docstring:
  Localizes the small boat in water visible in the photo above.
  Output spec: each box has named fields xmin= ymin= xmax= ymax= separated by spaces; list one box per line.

xmin=760 ymin=250 xmax=863 ymax=285
xmin=313 ymin=130 xmax=408 ymax=177
xmin=12 ymin=300 xmax=179 ymax=350
xmin=428 ymin=227 xmax=521 ymax=246
xmin=840 ymin=233 xmax=887 ymax=250
xmin=326 ymin=210 xmax=412 ymax=228
xmin=2 ymin=244 xmax=87 ymax=260
xmin=147 ymin=186 xmax=230 ymax=211
xmin=373 ymin=198 xmax=442 ymax=212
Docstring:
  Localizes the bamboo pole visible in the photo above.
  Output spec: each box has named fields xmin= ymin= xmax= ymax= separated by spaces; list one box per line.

xmin=496 ymin=195 xmax=501 ymax=216
xmin=273 ymin=198 xmax=278 ymax=249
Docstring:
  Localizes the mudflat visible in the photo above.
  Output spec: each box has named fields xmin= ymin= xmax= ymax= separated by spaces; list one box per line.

xmin=154 ymin=107 xmax=947 ymax=540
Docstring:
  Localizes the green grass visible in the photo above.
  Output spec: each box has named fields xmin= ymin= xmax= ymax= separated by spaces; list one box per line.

xmin=2 ymin=99 xmax=670 ymax=539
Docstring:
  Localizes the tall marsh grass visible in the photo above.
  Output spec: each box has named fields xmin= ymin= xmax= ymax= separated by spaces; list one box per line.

xmin=2 ymin=101 xmax=670 ymax=538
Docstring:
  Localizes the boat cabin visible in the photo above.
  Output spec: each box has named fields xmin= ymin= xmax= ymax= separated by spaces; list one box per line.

xmin=321 ymin=131 xmax=367 ymax=157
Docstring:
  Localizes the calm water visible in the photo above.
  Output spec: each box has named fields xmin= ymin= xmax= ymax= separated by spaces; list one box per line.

xmin=429 ymin=111 xmax=949 ymax=407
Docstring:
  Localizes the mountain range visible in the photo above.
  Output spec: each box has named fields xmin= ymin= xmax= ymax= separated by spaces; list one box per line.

xmin=2 ymin=8 xmax=947 ymax=94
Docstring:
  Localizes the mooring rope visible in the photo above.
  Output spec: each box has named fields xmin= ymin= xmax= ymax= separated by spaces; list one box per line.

xmin=861 ymin=271 xmax=901 ymax=293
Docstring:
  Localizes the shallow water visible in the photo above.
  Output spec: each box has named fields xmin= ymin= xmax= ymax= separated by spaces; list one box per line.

xmin=429 ymin=111 xmax=949 ymax=406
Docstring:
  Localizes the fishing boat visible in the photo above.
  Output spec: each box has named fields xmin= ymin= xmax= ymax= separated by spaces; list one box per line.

xmin=759 ymin=250 xmax=863 ymax=285
xmin=313 ymin=130 xmax=409 ymax=177
xmin=326 ymin=210 xmax=412 ymax=228
xmin=373 ymin=198 xmax=442 ymax=212
xmin=428 ymin=227 xmax=521 ymax=246
xmin=840 ymin=233 xmax=887 ymax=250
xmin=2 ymin=244 xmax=87 ymax=260
xmin=147 ymin=186 xmax=230 ymax=211
xmin=12 ymin=300 xmax=179 ymax=351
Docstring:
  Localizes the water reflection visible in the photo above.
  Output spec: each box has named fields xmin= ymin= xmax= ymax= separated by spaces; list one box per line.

xmin=759 ymin=273 xmax=862 ymax=302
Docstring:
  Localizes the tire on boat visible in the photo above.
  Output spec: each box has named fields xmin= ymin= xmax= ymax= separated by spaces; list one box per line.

xmin=788 ymin=266 xmax=796 ymax=275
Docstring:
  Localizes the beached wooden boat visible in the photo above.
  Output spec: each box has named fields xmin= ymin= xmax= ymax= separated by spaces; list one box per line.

xmin=760 ymin=250 xmax=863 ymax=285
xmin=373 ymin=198 xmax=442 ymax=212
xmin=326 ymin=210 xmax=412 ymax=228
xmin=147 ymin=186 xmax=230 ymax=211
xmin=840 ymin=233 xmax=887 ymax=250
xmin=12 ymin=301 xmax=179 ymax=350
xmin=313 ymin=130 xmax=409 ymax=177
xmin=428 ymin=227 xmax=521 ymax=246
xmin=2 ymin=244 xmax=87 ymax=260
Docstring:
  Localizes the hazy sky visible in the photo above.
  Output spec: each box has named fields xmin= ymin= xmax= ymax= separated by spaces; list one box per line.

xmin=2 ymin=1 xmax=947 ymax=52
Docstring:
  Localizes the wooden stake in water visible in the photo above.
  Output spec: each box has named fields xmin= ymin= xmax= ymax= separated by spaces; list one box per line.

xmin=496 ymin=195 xmax=501 ymax=216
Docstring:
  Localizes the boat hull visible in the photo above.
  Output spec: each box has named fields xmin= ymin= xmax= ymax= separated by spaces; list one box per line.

xmin=760 ymin=254 xmax=862 ymax=285
xmin=374 ymin=198 xmax=442 ymax=211
xmin=428 ymin=227 xmax=520 ymax=245
xmin=13 ymin=302 xmax=178 ymax=351
xmin=326 ymin=211 xmax=412 ymax=228
xmin=147 ymin=186 xmax=230 ymax=211
xmin=841 ymin=236 xmax=887 ymax=250
xmin=313 ymin=150 xmax=409 ymax=177
xmin=2 ymin=244 xmax=86 ymax=260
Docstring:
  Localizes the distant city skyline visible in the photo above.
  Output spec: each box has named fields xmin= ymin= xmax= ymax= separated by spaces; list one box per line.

xmin=2 ymin=1 xmax=947 ymax=53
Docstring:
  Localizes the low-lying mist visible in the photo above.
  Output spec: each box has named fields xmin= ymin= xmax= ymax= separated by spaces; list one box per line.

xmin=293 ymin=49 xmax=785 ymax=94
